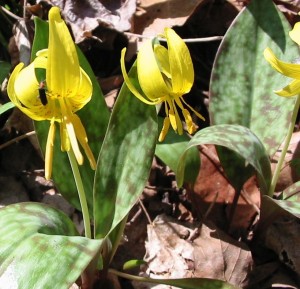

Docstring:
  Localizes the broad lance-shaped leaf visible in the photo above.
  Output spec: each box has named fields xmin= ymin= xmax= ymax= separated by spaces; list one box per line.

xmin=176 ymin=124 xmax=271 ymax=195
xmin=32 ymin=17 xmax=110 ymax=212
xmin=93 ymin=62 xmax=158 ymax=239
xmin=0 ymin=61 xmax=11 ymax=84
xmin=210 ymin=0 xmax=299 ymax=156
xmin=262 ymin=187 xmax=300 ymax=220
xmin=110 ymin=269 xmax=239 ymax=289
xmin=282 ymin=180 xmax=300 ymax=201
xmin=0 ymin=202 xmax=102 ymax=289
xmin=0 ymin=102 xmax=14 ymax=115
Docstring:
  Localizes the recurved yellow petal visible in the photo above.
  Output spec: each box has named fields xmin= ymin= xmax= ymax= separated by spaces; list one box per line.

xmin=154 ymin=44 xmax=171 ymax=80
xmin=264 ymin=48 xmax=300 ymax=79
xmin=121 ymin=48 xmax=161 ymax=105
xmin=289 ymin=22 xmax=300 ymax=46
xmin=7 ymin=63 xmax=24 ymax=106
xmin=47 ymin=7 xmax=80 ymax=96
xmin=275 ymin=78 xmax=300 ymax=97
xmin=67 ymin=69 xmax=92 ymax=112
xmin=166 ymin=28 xmax=194 ymax=94
xmin=8 ymin=62 xmax=53 ymax=120
xmin=137 ymin=39 xmax=170 ymax=100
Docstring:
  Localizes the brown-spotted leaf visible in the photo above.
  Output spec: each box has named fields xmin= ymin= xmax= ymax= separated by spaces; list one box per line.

xmin=210 ymin=0 xmax=299 ymax=156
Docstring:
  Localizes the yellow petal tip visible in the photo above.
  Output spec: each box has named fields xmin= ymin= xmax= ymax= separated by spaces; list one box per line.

xmin=49 ymin=7 xmax=62 ymax=22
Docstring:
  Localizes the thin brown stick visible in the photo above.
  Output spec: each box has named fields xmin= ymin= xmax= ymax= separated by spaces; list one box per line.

xmin=138 ymin=198 xmax=153 ymax=226
xmin=0 ymin=131 xmax=36 ymax=150
xmin=0 ymin=5 xmax=22 ymax=20
xmin=124 ymin=32 xmax=223 ymax=43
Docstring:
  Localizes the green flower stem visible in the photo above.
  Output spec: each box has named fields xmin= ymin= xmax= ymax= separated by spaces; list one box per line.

xmin=67 ymin=149 xmax=91 ymax=238
xmin=269 ymin=95 xmax=300 ymax=196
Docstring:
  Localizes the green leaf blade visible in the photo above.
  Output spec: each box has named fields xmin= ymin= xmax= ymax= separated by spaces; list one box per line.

xmin=0 ymin=203 xmax=102 ymax=289
xmin=210 ymin=0 xmax=299 ymax=156
xmin=0 ymin=102 xmax=15 ymax=115
xmin=0 ymin=61 xmax=11 ymax=84
xmin=177 ymin=124 xmax=271 ymax=195
xmin=110 ymin=269 xmax=239 ymax=289
xmin=93 ymin=63 xmax=158 ymax=239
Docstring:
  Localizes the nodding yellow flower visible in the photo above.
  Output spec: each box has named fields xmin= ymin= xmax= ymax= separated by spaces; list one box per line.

xmin=264 ymin=22 xmax=300 ymax=97
xmin=7 ymin=7 xmax=96 ymax=180
xmin=121 ymin=28 xmax=205 ymax=142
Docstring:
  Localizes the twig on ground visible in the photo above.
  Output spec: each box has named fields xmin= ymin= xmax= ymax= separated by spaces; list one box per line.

xmin=124 ymin=32 xmax=223 ymax=43
xmin=0 ymin=131 xmax=36 ymax=150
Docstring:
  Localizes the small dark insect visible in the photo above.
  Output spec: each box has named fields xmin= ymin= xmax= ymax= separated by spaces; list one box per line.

xmin=38 ymin=81 xmax=48 ymax=106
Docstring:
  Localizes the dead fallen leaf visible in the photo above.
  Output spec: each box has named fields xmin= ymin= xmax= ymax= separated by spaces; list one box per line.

xmin=8 ymin=19 xmax=34 ymax=67
xmin=263 ymin=215 xmax=300 ymax=275
xmin=137 ymin=214 xmax=252 ymax=289
xmin=40 ymin=0 xmax=136 ymax=43
xmin=133 ymin=0 xmax=206 ymax=36
xmin=189 ymin=145 xmax=260 ymax=238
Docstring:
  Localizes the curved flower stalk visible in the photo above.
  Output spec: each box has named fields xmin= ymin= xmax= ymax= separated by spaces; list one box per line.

xmin=264 ymin=22 xmax=300 ymax=195
xmin=7 ymin=7 xmax=96 ymax=180
xmin=121 ymin=28 xmax=205 ymax=142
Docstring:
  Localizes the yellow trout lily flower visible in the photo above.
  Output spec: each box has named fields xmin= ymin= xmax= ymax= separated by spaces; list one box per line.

xmin=121 ymin=28 xmax=205 ymax=142
xmin=7 ymin=7 xmax=96 ymax=180
xmin=264 ymin=22 xmax=300 ymax=97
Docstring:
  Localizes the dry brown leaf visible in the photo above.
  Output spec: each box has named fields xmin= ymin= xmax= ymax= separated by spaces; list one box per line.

xmin=137 ymin=214 xmax=252 ymax=289
xmin=189 ymin=145 xmax=260 ymax=237
xmin=263 ymin=215 xmax=300 ymax=275
xmin=133 ymin=0 xmax=206 ymax=37
xmin=40 ymin=0 xmax=136 ymax=42
xmin=8 ymin=20 xmax=34 ymax=67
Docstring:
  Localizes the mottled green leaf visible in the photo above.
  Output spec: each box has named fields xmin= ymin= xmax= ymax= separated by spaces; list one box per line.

xmin=139 ymin=278 xmax=238 ymax=289
xmin=0 ymin=102 xmax=14 ymax=115
xmin=272 ymin=199 xmax=300 ymax=218
xmin=155 ymin=117 xmax=200 ymax=184
xmin=31 ymin=17 xmax=49 ymax=61
xmin=0 ymin=61 xmax=10 ymax=84
xmin=93 ymin=63 xmax=158 ymax=239
xmin=210 ymin=0 xmax=299 ymax=156
xmin=0 ymin=202 xmax=102 ymax=289
xmin=110 ymin=269 xmax=239 ymax=289
xmin=260 ymin=195 xmax=300 ymax=232
xmin=282 ymin=180 xmax=300 ymax=201
xmin=177 ymin=124 xmax=271 ymax=195
xmin=32 ymin=18 xmax=110 ymax=212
